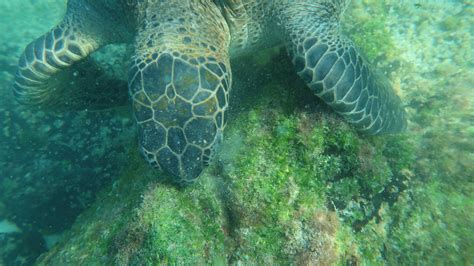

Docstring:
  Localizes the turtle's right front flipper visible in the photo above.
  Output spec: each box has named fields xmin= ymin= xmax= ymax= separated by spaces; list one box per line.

xmin=277 ymin=1 xmax=407 ymax=135
xmin=13 ymin=2 xmax=129 ymax=110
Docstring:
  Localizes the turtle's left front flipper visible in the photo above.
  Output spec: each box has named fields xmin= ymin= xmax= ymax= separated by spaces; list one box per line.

xmin=13 ymin=1 xmax=129 ymax=110
xmin=277 ymin=1 xmax=407 ymax=134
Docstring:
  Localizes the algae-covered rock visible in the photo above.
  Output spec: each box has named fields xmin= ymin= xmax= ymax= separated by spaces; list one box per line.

xmin=33 ymin=47 xmax=413 ymax=264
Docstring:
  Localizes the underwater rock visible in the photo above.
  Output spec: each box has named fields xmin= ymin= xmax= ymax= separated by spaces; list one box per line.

xmin=35 ymin=49 xmax=412 ymax=264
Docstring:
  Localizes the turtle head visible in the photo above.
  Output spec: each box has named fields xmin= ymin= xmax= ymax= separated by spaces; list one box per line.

xmin=129 ymin=1 xmax=231 ymax=183
xmin=129 ymin=51 xmax=230 ymax=183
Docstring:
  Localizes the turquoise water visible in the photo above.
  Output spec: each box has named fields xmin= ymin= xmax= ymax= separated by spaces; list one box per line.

xmin=0 ymin=1 xmax=472 ymax=264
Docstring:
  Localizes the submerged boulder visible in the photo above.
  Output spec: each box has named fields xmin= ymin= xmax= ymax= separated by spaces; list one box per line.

xmin=36 ymin=49 xmax=412 ymax=264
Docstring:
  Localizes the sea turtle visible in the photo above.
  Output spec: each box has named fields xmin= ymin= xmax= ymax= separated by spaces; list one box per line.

xmin=13 ymin=0 xmax=406 ymax=183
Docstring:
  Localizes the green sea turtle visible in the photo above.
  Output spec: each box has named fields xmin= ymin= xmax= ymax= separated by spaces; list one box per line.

xmin=13 ymin=0 xmax=406 ymax=183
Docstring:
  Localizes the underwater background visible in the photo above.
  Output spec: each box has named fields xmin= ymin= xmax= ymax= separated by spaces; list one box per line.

xmin=0 ymin=0 xmax=472 ymax=265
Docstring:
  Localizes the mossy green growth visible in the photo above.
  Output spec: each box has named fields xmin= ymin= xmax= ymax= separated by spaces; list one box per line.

xmin=383 ymin=180 xmax=474 ymax=264
xmin=344 ymin=1 xmax=397 ymax=62
xmin=214 ymin=56 xmax=414 ymax=263
xmin=440 ymin=16 xmax=462 ymax=31
xmin=350 ymin=179 xmax=474 ymax=265
xmin=37 ymin=146 xmax=228 ymax=265
xmin=113 ymin=177 xmax=228 ymax=265
xmin=218 ymin=109 xmax=347 ymax=264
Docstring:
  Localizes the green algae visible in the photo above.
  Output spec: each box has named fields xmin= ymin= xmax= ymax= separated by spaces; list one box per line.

xmin=113 ymin=177 xmax=227 ymax=264
xmin=344 ymin=1 xmax=397 ymax=62
xmin=385 ymin=181 xmax=474 ymax=264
